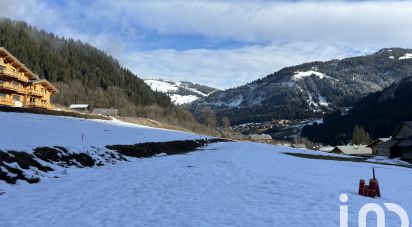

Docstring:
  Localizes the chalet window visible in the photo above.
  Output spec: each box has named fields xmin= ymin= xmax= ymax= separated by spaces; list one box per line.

xmin=12 ymin=81 xmax=20 ymax=87
xmin=0 ymin=65 xmax=4 ymax=70
xmin=13 ymin=95 xmax=20 ymax=101
xmin=0 ymin=93 xmax=6 ymax=97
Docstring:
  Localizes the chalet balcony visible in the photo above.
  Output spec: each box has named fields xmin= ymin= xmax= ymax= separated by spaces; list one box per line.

xmin=0 ymin=68 xmax=29 ymax=83
xmin=27 ymin=89 xmax=44 ymax=97
xmin=27 ymin=100 xmax=49 ymax=109
xmin=0 ymin=96 xmax=15 ymax=106
xmin=0 ymin=82 xmax=26 ymax=94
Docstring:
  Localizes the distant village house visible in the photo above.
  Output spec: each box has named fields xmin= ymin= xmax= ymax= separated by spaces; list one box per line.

xmin=92 ymin=108 xmax=119 ymax=117
xmin=69 ymin=104 xmax=89 ymax=112
xmin=332 ymin=145 xmax=373 ymax=157
xmin=377 ymin=121 xmax=412 ymax=160
xmin=367 ymin=138 xmax=391 ymax=155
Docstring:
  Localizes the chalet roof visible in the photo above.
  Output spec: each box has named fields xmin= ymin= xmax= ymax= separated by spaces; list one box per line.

xmin=392 ymin=121 xmax=412 ymax=138
xmin=334 ymin=145 xmax=372 ymax=156
xmin=92 ymin=108 xmax=119 ymax=116
xmin=397 ymin=136 xmax=412 ymax=147
xmin=0 ymin=47 xmax=39 ymax=80
xmin=30 ymin=79 xmax=58 ymax=92
xmin=69 ymin=104 xmax=89 ymax=109
xmin=367 ymin=138 xmax=391 ymax=147
xmin=377 ymin=139 xmax=402 ymax=150
xmin=249 ymin=134 xmax=272 ymax=140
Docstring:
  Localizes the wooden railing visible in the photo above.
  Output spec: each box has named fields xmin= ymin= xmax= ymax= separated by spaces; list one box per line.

xmin=0 ymin=96 xmax=15 ymax=106
xmin=27 ymin=100 xmax=49 ymax=109
xmin=0 ymin=68 xmax=29 ymax=82
xmin=0 ymin=82 xmax=26 ymax=94
xmin=27 ymin=89 xmax=44 ymax=97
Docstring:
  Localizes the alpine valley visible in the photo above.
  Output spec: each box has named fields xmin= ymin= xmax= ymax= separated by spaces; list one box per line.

xmin=191 ymin=48 xmax=412 ymax=125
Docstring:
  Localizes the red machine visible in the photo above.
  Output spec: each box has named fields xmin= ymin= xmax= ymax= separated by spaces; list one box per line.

xmin=358 ymin=167 xmax=381 ymax=198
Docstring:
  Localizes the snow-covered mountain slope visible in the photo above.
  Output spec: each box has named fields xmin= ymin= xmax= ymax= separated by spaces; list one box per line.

xmin=193 ymin=48 xmax=412 ymax=124
xmin=0 ymin=112 xmax=203 ymax=152
xmin=144 ymin=79 xmax=219 ymax=105
xmin=1 ymin=141 xmax=411 ymax=226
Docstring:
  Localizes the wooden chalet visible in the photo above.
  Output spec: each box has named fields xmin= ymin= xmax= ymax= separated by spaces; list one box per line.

xmin=374 ymin=121 xmax=412 ymax=160
xmin=92 ymin=108 xmax=119 ymax=117
xmin=332 ymin=145 xmax=373 ymax=157
xmin=367 ymin=138 xmax=391 ymax=155
xmin=385 ymin=121 xmax=412 ymax=160
xmin=69 ymin=104 xmax=90 ymax=112
xmin=0 ymin=47 xmax=57 ymax=109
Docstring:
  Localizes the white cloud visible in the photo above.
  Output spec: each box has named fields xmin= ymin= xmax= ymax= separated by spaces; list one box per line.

xmin=1 ymin=0 xmax=411 ymax=88
xmin=108 ymin=0 xmax=412 ymax=46
xmin=119 ymin=42 xmax=370 ymax=89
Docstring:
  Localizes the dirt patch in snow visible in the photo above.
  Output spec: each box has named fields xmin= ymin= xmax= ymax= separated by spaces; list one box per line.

xmin=106 ymin=139 xmax=228 ymax=158
xmin=0 ymin=139 xmax=229 ymax=184
xmin=0 ymin=151 xmax=53 ymax=184
xmin=33 ymin=147 xmax=96 ymax=167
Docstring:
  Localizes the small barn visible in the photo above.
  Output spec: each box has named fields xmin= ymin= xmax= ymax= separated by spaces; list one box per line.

xmin=390 ymin=136 xmax=412 ymax=160
xmin=375 ymin=139 xmax=401 ymax=157
xmin=332 ymin=145 xmax=373 ymax=157
xmin=249 ymin=134 xmax=273 ymax=143
xmin=92 ymin=108 xmax=119 ymax=117
xmin=367 ymin=138 xmax=391 ymax=155
xmin=69 ymin=104 xmax=89 ymax=112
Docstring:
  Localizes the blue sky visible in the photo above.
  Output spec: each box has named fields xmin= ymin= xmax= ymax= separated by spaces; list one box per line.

xmin=1 ymin=0 xmax=412 ymax=89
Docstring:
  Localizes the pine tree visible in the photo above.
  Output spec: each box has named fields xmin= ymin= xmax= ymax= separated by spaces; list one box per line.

xmin=352 ymin=125 xmax=371 ymax=145
xmin=222 ymin=116 xmax=231 ymax=128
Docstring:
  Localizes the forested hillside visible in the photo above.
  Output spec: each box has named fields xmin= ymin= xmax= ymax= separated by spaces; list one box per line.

xmin=0 ymin=18 xmax=171 ymax=116
xmin=193 ymin=47 xmax=412 ymax=125
xmin=302 ymin=76 xmax=412 ymax=145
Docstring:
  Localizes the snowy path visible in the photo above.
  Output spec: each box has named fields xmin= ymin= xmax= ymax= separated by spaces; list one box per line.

xmin=1 ymin=142 xmax=411 ymax=226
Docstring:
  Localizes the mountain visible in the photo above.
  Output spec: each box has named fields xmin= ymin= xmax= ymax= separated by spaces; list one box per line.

xmin=144 ymin=79 xmax=219 ymax=105
xmin=192 ymin=48 xmax=412 ymax=125
xmin=0 ymin=18 xmax=172 ymax=116
xmin=302 ymin=76 xmax=412 ymax=145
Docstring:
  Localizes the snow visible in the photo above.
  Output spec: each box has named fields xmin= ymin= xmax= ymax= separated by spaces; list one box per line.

xmin=144 ymin=79 xmax=179 ymax=93
xmin=389 ymin=56 xmax=395 ymax=60
xmin=169 ymin=94 xmax=199 ymax=105
xmin=399 ymin=53 xmax=412 ymax=60
xmin=0 ymin=112 xmax=204 ymax=152
xmin=307 ymin=92 xmax=329 ymax=109
xmin=184 ymin=86 xmax=208 ymax=97
xmin=213 ymin=95 xmax=243 ymax=107
xmin=144 ymin=79 xmax=212 ymax=104
xmin=318 ymin=94 xmax=329 ymax=106
xmin=307 ymin=92 xmax=318 ymax=108
xmin=292 ymin=70 xmax=329 ymax=80
xmin=0 ymin=142 xmax=411 ymax=226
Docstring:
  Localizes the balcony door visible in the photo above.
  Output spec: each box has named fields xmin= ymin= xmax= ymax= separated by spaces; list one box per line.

xmin=13 ymin=95 xmax=23 ymax=107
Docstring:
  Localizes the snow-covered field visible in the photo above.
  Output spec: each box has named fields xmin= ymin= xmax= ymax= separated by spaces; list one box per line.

xmin=0 ymin=112 xmax=204 ymax=152
xmin=1 ymin=112 xmax=411 ymax=226
xmin=0 ymin=142 xmax=411 ymax=226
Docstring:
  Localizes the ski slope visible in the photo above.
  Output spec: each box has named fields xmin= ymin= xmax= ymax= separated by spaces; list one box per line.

xmin=0 ymin=112 xmax=204 ymax=152
xmin=1 ymin=142 xmax=411 ymax=226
